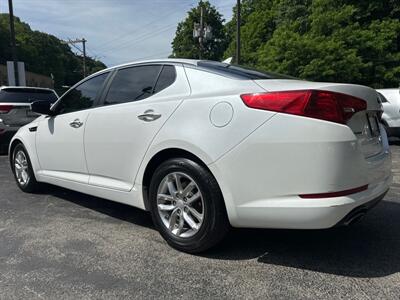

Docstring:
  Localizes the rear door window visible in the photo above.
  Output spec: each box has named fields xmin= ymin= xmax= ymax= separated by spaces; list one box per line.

xmin=0 ymin=88 xmax=58 ymax=103
xmin=154 ymin=65 xmax=176 ymax=93
xmin=104 ymin=65 xmax=162 ymax=105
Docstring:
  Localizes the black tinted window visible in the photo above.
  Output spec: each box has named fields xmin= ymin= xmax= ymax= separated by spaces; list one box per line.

xmin=105 ymin=65 xmax=161 ymax=105
xmin=0 ymin=88 xmax=58 ymax=103
xmin=57 ymin=72 xmax=108 ymax=114
xmin=154 ymin=65 xmax=176 ymax=93
xmin=197 ymin=61 xmax=296 ymax=80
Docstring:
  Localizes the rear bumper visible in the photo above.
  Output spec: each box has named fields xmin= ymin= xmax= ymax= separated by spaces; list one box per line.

xmin=209 ymin=114 xmax=392 ymax=229
xmin=227 ymin=175 xmax=391 ymax=229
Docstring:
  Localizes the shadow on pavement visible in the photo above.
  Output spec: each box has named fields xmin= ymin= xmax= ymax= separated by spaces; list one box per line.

xmin=206 ymin=199 xmax=400 ymax=278
xmin=389 ymin=137 xmax=400 ymax=145
xmin=42 ymin=183 xmax=400 ymax=278
xmin=43 ymin=185 xmax=154 ymax=229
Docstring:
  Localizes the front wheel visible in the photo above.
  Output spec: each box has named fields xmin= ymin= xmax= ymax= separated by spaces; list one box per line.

xmin=11 ymin=143 xmax=41 ymax=193
xmin=149 ymin=158 xmax=230 ymax=253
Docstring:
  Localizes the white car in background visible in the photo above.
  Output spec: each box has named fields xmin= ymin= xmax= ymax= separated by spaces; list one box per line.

xmin=9 ymin=59 xmax=392 ymax=253
xmin=377 ymin=88 xmax=400 ymax=137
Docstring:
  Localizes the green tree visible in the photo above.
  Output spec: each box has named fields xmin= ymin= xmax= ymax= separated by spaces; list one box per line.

xmin=0 ymin=14 xmax=106 ymax=88
xmin=224 ymin=0 xmax=400 ymax=88
xmin=171 ymin=1 xmax=228 ymax=60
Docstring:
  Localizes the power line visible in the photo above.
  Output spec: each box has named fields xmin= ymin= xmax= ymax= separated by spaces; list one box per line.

xmin=115 ymin=50 xmax=172 ymax=65
xmin=98 ymin=23 xmax=177 ymax=55
xmin=64 ymin=38 xmax=87 ymax=77
xmin=95 ymin=1 xmax=194 ymax=51
xmin=68 ymin=41 xmax=83 ymax=53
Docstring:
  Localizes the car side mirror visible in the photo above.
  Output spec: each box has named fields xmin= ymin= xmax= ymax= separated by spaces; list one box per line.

xmin=31 ymin=100 xmax=54 ymax=116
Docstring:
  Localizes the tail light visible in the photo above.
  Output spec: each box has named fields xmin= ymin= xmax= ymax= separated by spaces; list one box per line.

xmin=0 ymin=105 xmax=15 ymax=114
xmin=241 ymin=90 xmax=367 ymax=124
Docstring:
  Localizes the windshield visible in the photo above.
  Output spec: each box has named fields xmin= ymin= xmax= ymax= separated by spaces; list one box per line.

xmin=0 ymin=88 xmax=58 ymax=103
xmin=197 ymin=61 xmax=297 ymax=80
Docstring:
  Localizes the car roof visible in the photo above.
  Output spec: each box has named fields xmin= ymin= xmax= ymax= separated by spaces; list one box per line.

xmin=88 ymin=58 xmax=200 ymax=79
xmin=111 ymin=58 xmax=200 ymax=70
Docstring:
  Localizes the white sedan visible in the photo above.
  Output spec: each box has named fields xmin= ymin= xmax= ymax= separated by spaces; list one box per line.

xmin=377 ymin=88 xmax=400 ymax=137
xmin=9 ymin=59 xmax=392 ymax=252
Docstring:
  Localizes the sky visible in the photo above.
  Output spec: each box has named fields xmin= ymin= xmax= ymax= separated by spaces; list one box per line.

xmin=0 ymin=0 xmax=236 ymax=67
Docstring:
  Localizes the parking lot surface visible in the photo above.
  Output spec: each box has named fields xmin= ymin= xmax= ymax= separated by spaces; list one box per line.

xmin=0 ymin=143 xmax=399 ymax=299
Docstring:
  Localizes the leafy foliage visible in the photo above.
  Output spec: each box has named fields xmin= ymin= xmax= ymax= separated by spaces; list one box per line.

xmin=0 ymin=14 xmax=106 ymax=88
xmin=224 ymin=0 xmax=400 ymax=88
xmin=171 ymin=1 xmax=228 ymax=60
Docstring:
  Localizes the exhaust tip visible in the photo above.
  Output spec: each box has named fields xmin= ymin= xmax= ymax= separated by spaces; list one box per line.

xmin=343 ymin=210 xmax=368 ymax=226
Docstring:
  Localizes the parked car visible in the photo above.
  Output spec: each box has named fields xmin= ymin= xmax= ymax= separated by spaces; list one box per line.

xmin=8 ymin=59 xmax=392 ymax=253
xmin=376 ymin=88 xmax=400 ymax=137
xmin=0 ymin=86 xmax=58 ymax=152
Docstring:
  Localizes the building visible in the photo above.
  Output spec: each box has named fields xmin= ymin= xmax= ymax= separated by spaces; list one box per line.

xmin=0 ymin=64 xmax=54 ymax=88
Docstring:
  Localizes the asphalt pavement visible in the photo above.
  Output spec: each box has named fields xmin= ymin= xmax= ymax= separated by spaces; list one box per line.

xmin=0 ymin=142 xmax=399 ymax=299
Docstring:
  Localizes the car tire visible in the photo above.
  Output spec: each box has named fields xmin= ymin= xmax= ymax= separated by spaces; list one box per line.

xmin=149 ymin=158 xmax=230 ymax=253
xmin=11 ymin=143 xmax=41 ymax=193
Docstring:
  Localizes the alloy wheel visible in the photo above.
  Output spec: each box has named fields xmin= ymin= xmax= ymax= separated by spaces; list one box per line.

xmin=14 ymin=150 xmax=30 ymax=186
xmin=157 ymin=172 xmax=204 ymax=238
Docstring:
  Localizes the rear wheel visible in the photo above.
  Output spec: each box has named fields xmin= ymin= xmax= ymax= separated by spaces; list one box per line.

xmin=149 ymin=158 xmax=229 ymax=253
xmin=11 ymin=143 xmax=40 ymax=193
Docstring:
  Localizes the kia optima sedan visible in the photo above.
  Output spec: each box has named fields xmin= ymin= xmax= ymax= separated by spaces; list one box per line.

xmin=9 ymin=59 xmax=392 ymax=252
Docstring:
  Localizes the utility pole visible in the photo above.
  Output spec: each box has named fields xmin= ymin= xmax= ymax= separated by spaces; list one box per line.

xmin=236 ymin=0 xmax=241 ymax=65
xmin=199 ymin=4 xmax=204 ymax=59
xmin=65 ymin=38 xmax=87 ymax=78
xmin=8 ymin=0 xmax=19 ymax=86
xmin=193 ymin=2 xmax=212 ymax=60
xmin=82 ymin=38 xmax=87 ymax=77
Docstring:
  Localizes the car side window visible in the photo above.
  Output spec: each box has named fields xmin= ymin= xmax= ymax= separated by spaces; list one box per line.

xmin=104 ymin=65 xmax=162 ymax=105
xmin=153 ymin=65 xmax=176 ymax=93
xmin=56 ymin=72 xmax=109 ymax=114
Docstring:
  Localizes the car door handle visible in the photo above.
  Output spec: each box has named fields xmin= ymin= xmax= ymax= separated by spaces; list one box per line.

xmin=69 ymin=119 xmax=83 ymax=128
xmin=137 ymin=109 xmax=161 ymax=122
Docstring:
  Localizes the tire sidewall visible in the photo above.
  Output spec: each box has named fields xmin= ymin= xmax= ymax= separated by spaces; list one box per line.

xmin=12 ymin=143 xmax=36 ymax=192
xmin=149 ymin=158 xmax=222 ymax=252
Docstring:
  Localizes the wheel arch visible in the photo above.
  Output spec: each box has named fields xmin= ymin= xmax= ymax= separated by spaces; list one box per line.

xmin=141 ymin=148 xmax=219 ymax=211
xmin=8 ymin=138 xmax=23 ymax=165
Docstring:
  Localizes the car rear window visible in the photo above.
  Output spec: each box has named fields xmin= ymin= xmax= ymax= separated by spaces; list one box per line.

xmin=0 ymin=88 xmax=58 ymax=103
xmin=196 ymin=61 xmax=296 ymax=80
xmin=154 ymin=65 xmax=176 ymax=93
